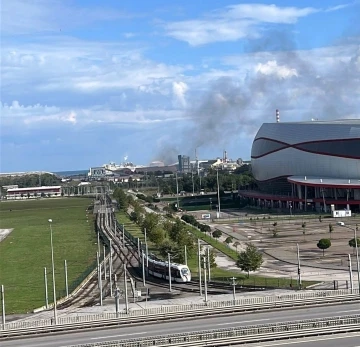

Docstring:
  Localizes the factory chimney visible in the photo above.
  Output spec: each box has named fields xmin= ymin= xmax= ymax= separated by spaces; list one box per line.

xmin=276 ymin=109 xmax=280 ymax=123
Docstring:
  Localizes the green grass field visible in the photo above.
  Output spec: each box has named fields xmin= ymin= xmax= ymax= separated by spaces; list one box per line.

xmin=0 ymin=198 xmax=98 ymax=314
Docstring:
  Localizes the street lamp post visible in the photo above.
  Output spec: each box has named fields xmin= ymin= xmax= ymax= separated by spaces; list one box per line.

xmin=343 ymin=224 xmax=360 ymax=292
xmin=216 ymin=169 xmax=221 ymax=218
xmin=48 ymin=219 xmax=57 ymax=325
xmin=168 ymin=253 xmax=172 ymax=292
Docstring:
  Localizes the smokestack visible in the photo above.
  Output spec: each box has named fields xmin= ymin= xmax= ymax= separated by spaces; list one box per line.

xmin=276 ymin=109 xmax=280 ymax=123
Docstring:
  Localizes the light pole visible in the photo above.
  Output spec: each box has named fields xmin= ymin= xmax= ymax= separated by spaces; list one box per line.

xmin=230 ymin=277 xmax=236 ymax=303
xmin=175 ymin=172 xmax=179 ymax=210
xmin=168 ymin=253 xmax=172 ymax=292
xmin=216 ymin=169 xmax=221 ymax=218
xmin=48 ymin=219 xmax=57 ymax=325
xmin=343 ymin=224 xmax=360 ymax=292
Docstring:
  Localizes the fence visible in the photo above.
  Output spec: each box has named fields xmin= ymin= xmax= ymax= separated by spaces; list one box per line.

xmin=3 ymin=288 xmax=359 ymax=331
xmin=33 ymin=315 xmax=360 ymax=346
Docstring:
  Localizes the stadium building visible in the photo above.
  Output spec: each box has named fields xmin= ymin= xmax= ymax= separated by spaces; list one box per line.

xmin=239 ymin=113 xmax=360 ymax=213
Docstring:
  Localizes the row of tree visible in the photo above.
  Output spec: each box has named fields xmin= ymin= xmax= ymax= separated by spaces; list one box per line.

xmin=113 ymin=187 xmax=266 ymax=277
xmin=122 ymin=165 xmax=256 ymax=194
xmin=317 ymin=237 xmax=360 ymax=256
xmin=113 ymin=187 xmax=216 ymax=265
xmin=0 ymin=173 xmax=61 ymax=189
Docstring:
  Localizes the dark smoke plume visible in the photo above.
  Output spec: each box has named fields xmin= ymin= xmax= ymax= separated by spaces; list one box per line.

xmin=154 ymin=22 xmax=360 ymax=162
xmin=185 ymin=28 xmax=360 ymax=151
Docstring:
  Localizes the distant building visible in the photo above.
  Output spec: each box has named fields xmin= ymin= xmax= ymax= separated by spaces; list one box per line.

xmin=88 ymin=167 xmax=106 ymax=180
xmin=178 ymin=155 xmax=191 ymax=173
xmin=6 ymin=186 xmax=62 ymax=200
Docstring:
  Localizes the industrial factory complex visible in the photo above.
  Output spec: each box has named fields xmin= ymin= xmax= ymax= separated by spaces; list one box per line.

xmin=239 ymin=111 xmax=360 ymax=213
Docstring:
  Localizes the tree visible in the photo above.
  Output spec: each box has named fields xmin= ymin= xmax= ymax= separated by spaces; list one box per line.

xmin=328 ymin=223 xmax=333 ymax=239
xmin=317 ymin=238 xmax=331 ymax=256
xmin=212 ymin=229 xmax=222 ymax=239
xmin=301 ymin=222 xmax=306 ymax=241
xmin=349 ymin=238 xmax=360 ymax=254
xmin=224 ymin=236 xmax=233 ymax=247
xmin=113 ymin=188 xmax=128 ymax=211
xmin=236 ymin=243 xmax=263 ymax=277
xmin=142 ymin=213 xmax=160 ymax=236
xmin=148 ymin=227 xmax=165 ymax=245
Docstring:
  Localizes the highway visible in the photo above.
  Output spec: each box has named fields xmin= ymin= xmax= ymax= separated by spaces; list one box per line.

xmin=4 ymin=302 xmax=360 ymax=347
xmin=250 ymin=333 xmax=360 ymax=347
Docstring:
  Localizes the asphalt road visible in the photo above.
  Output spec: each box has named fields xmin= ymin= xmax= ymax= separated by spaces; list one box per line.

xmin=4 ymin=303 xmax=360 ymax=347
xmin=248 ymin=332 xmax=360 ymax=347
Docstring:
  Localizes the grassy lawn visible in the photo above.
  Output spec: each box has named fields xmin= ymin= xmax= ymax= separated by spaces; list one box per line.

xmin=115 ymin=210 xmax=315 ymax=289
xmin=0 ymin=198 xmax=98 ymax=314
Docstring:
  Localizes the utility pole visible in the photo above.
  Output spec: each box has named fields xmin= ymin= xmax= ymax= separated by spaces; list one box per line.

xmin=175 ymin=172 xmax=180 ymax=210
xmin=203 ymin=256 xmax=208 ymax=304
xmin=168 ymin=253 xmax=172 ymax=292
xmin=207 ymin=247 xmax=211 ymax=282
xmin=184 ymin=245 xmax=187 ymax=266
xmin=216 ymin=169 xmax=221 ymax=219
xmin=124 ymin=263 xmax=129 ymax=314
xmin=103 ymin=246 xmax=107 ymax=280
xmin=64 ymin=260 xmax=69 ymax=297
xmin=349 ymin=254 xmax=354 ymax=294
xmin=297 ymin=243 xmax=302 ymax=289
xmin=1 ymin=285 xmax=5 ymax=330
xmin=97 ymin=252 xmax=103 ymax=306
xmin=142 ymin=249 xmax=146 ymax=286
xmin=230 ymin=277 xmax=236 ymax=303
xmin=44 ymin=267 xmax=49 ymax=308
xmin=109 ymin=240 xmax=113 ymax=297
xmin=198 ymin=239 xmax=202 ymax=296
xmin=192 ymin=169 xmax=195 ymax=195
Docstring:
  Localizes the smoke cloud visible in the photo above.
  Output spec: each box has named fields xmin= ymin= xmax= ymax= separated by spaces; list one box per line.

xmin=154 ymin=26 xmax=360 ymax=163
xmin=185 ymin=29 xmax=360 ymax=151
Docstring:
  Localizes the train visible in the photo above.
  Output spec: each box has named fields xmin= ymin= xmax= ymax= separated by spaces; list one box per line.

xmin=144 ymin=254 xmax=191 ymax=283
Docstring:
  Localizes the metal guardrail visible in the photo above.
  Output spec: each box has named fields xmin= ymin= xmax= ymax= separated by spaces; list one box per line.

xmin=69 ymin=314 xmax=360 ymax=346
xmin=1 ymin=290 xmax=359 ymax=338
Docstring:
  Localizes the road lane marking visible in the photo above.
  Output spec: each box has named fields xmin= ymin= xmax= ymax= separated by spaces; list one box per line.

xmin=217 ymin=318 xmax=273 ymax=326
xmin=90 ymin=331 xmax=147 ymax=340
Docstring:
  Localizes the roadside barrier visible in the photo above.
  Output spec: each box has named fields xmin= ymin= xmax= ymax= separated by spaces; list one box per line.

xmin=1 ymin=289 xmax=359 ymax=338
xmin=32 ymin=314 xmax=360 ymax=346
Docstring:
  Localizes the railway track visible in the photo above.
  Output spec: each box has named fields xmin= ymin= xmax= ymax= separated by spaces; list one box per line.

xmin=57 ymin=195 xmax=234 ymax=311
xmin=100 ymin=195 xmax=233 ymax=295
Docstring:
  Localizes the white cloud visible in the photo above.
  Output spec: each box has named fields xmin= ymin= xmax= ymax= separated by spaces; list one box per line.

xmin=1 ymin=37 xmax=190 ymax=97
xmin=0 ymin=101 xmax=76 ymax=125
xmin=0 ymin=101 xmax=184 ymax=127
xmin=172 ymin=81 xmax=189 ymax=107
xmin=255 ymin=60 xmax=298 ymax=79
xmin=1 ymin=0 xmax=130 ymax=35
xmin=164 ymin=3 xmax=318 ymax=45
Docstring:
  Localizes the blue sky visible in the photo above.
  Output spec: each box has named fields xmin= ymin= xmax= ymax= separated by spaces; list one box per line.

xmin=1 ymin=0 xmax=359 ymax=172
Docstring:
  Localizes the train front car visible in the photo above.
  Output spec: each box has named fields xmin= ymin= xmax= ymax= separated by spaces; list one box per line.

xmin=178 ymin=264 xmax=191 ymax=282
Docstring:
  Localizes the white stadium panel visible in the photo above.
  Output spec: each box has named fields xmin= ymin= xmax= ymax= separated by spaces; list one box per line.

xmin=251 ymin=120 xmax=360 ymax=182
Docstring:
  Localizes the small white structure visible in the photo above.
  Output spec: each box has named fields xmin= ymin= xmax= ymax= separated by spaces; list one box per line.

xmin=332 ymin=210 xmax=352 ymax=218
